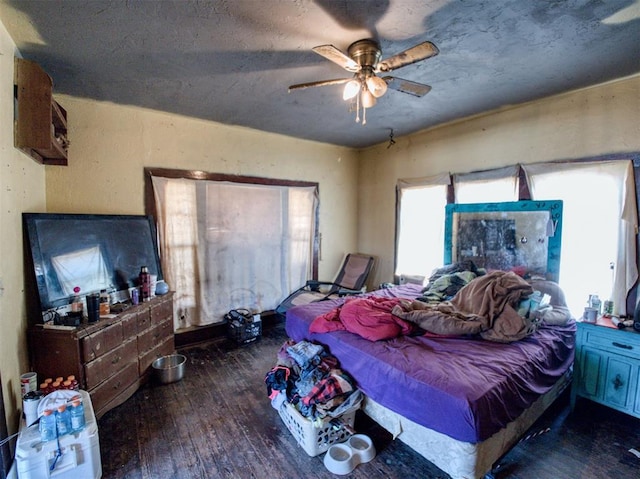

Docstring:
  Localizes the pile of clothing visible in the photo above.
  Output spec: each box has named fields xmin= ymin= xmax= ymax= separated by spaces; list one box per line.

xmin=310 ymin=269 xmax=573 ymax=344
xmin=264 ymin=340 xmax=362 ymax=422
xmin=417 ymin=260 xmax=486 ymax=303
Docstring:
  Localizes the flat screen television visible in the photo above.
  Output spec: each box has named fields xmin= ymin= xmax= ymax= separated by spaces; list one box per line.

xmin=23 ymin=213 xmax=163 ymax=320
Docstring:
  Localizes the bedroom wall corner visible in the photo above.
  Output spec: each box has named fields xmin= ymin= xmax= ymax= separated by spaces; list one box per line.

xmin=0 ymin=19 xmax=47 ymax=436
xmin=357 ymin=75 xmax=640 ymax=284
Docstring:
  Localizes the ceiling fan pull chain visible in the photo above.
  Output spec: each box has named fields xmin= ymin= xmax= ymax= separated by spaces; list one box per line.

xmin=362 ymin=105 xmax=367 ymax=125
xmin=355 ymin=91 xmax=361 ymax=123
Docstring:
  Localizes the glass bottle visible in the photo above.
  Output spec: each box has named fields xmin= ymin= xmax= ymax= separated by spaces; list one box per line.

xmin=99 ymin=289 xmax=110 ymax=315
xmin=70 ymin=286 xmax=83 ymax=313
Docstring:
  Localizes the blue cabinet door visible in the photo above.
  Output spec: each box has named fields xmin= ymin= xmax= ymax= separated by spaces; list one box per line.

xmin=603 ymin=357 xmax=633 ymax=408
xmin=581 ymin=348 xmax=604 ymax=399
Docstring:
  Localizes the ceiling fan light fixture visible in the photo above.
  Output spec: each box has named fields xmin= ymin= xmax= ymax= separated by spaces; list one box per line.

xmin=290 ymin=37 xmax=438 ymax=126
xmin=343 ymin=80 xmax=361 ymax=100
xmin=366 ymin=75 xmax=388 ymax=98
xmin=361 ymin=88 xmax=377 ymax=108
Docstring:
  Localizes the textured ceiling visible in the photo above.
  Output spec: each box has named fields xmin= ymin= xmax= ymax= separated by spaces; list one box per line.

xmin=0 ymin=0 xmax=638 ymax=149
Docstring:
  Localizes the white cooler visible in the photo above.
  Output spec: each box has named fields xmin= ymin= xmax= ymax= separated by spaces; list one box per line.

xmin=14 ymin=390 xmax=102 ymax=479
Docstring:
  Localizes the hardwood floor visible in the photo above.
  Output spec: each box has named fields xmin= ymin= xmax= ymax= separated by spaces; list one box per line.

xmin=98 ymin=322 xmax=640 ymax=479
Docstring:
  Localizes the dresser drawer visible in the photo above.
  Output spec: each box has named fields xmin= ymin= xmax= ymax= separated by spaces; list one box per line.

xmin=584 ymin=328 xmax=640 ymax=360
xmin=150 ymin=297 xmax=173 ymax=323
xmin=137 ymin=308 xmax=152 ymax=333
xmin=81 ymin=321 xmax=124 ymax=362
xmin=137 ymin=316 xmax=173 ymax=354
xmin=119 ymin=310 xmax=139 ymax=338
xmin=89 ymin=361 xmax=139 ymax=414
xmin=84 ymin=338 xmax=138 ymax=389
xmin=139 ymin=336 xmax=175 ymax=376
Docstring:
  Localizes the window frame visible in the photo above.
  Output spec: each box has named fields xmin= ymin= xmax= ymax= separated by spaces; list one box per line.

xmin=144 ymin=167 xmax=320 ymax=280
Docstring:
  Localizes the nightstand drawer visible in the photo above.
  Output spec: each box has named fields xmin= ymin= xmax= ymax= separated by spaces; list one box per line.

xmin=584 ymin=329 xmax=640 ymax=360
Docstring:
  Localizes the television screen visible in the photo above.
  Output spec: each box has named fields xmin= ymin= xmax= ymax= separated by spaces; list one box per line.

xmin=23 ymin=213 xmax=163 ymax=318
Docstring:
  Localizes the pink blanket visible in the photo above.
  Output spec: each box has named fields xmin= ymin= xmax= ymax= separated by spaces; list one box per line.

xmin=309 ymin=296 xmax=416 ymax=341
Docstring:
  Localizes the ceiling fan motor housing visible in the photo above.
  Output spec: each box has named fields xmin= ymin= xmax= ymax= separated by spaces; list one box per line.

xmin=348 ymin=39 xmax=382 ymax=69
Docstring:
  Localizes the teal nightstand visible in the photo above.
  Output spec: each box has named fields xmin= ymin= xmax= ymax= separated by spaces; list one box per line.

xmin=571 ymin=319 xmax=640 ymax=418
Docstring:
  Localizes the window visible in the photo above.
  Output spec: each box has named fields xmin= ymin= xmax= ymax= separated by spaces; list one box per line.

xmin=148 ymin=170 xmax=318 ymax=330
xmin=523 ymin=160 xmax=637 ymax=317
xmin=395 ymin=167 xmax=518 ymax=280
xmin=453 ymin=166 xmax=519 ymax=204
xmin=395 ymin=175 xmax=449 ymax=281
xmin=395 ymin=158 xmax=638 ymax=319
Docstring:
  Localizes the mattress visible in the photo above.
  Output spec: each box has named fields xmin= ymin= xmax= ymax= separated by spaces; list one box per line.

xmin=285 ymin=283 xmax=576 ymax=443
xmin=363 ymin=369 xmax=572 ymax=479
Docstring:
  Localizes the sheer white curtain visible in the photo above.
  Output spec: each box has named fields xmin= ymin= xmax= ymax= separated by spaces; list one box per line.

xmin=152 ymin=176 xmax=317 ymax=330
xmin=523 ymin=160 xmax=638 ymax=317
xmin=453 ymin=166 xmax=519 ymax=203
xmin=396 ymin=174 xmax=450 ymax=280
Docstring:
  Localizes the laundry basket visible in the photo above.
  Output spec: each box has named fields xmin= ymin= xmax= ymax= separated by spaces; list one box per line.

xmin=278 ymin=401 xmax=358 ymax=457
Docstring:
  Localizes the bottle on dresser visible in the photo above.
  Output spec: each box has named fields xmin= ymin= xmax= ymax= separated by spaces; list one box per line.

xmin=139 ymin=266 xmax=151 ymax=302
xmin=99 ymin=289 xmax=110 ymax=315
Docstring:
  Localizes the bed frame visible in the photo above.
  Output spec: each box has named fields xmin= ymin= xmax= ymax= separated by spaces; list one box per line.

xmin=284 ymin=281 xmax=575 ymax=479
xmin=362 ymin=369 xmax=572 ymax=479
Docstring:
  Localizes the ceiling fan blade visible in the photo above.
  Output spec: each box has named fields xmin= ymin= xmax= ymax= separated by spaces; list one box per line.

xmin=312 ymin=44 xmax=360 ymax=72
xmin=377 ymin=41 xmax=439 ymax=72
xmin=383 ymin=76 xmax=432 ymax=97
xmin=288 ymin=77 xmax=353 ymax=92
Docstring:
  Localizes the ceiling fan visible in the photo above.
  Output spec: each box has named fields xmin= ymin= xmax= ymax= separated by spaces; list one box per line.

xmin=289 ymin=39 xmax=439 ymax=124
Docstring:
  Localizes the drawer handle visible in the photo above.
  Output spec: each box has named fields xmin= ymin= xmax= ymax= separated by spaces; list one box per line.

xmin=612 ymin=341 xmax=633 ymax=350
xmin=111 ymin=356 xmax=121 ymax=365
xmin=113 ymin=381 xmax=121 ymax=390
xmin=612 ymin=374 xmax=625 ymax=390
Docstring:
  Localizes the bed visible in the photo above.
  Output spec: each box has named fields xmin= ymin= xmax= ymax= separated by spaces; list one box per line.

xmin=284 ymin=281 xmax=576 ymax=479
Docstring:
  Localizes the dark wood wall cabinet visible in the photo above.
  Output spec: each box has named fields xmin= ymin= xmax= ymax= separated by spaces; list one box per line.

xmin=28 ymin=294 xmax=175 ymax=419
xmin=14 ymin=57 xmax=68 ymax=165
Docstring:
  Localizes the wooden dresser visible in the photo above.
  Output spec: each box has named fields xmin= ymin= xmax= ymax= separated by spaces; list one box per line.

xmin=28 ymin=293 xmax=175 ymax=418
xmin=571 ymin=318 xmax=640 ymax=419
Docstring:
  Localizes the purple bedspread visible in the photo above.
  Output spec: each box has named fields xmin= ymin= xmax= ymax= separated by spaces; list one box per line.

xmin=285 ymin=284 xmax=576 ymax=443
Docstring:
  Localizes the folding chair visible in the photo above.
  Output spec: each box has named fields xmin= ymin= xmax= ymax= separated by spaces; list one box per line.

xmin=276 ymin=253 xmax=375 ymax=316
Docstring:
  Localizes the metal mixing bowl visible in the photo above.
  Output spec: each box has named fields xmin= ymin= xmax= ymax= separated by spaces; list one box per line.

xmin=152 ymin=354 xmax=186 ymax=384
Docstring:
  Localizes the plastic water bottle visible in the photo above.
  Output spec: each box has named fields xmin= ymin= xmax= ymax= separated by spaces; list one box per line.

xmin=39 ymin=409 xmax=57 ymax=442
xmin=69 ymin=396 xmax=86 ymax=432
xmin=55 ymin=404 xmax=72 ymax=437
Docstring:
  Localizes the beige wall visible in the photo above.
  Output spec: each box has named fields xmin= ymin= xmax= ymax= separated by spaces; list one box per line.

xmin=0 ymin=22 xmax=47 ymax=433
xmin=45 ymin=97 xmax=360 ymax=281
xmin=358 ymin=75 xmax=640 ymax=285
